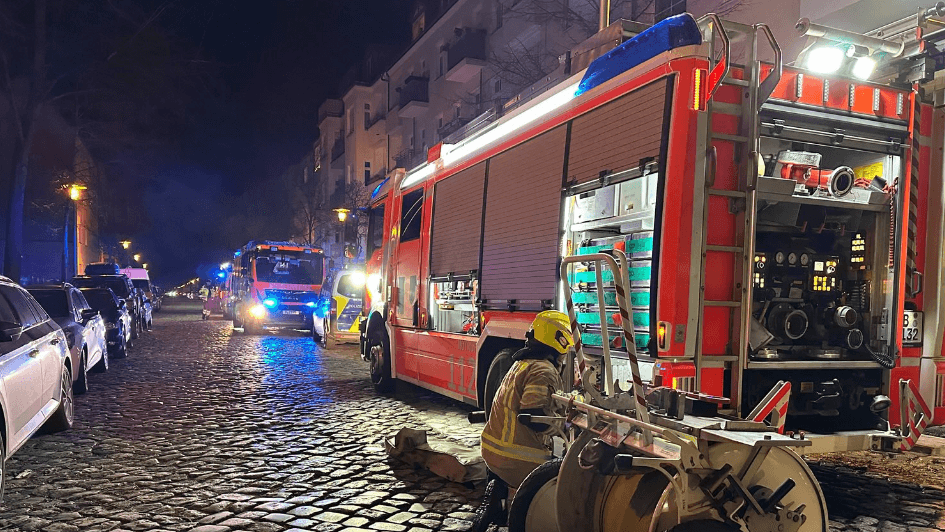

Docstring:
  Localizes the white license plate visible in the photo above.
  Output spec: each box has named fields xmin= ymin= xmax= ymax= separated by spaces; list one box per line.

xmin=282 ymin=310 xmax=301 ymax=316
xmin=903 ymin=311 xmax=923 ymax=346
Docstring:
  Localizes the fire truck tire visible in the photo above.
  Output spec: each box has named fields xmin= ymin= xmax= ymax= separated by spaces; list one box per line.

xmin=483 ymin=348 xmax=516 ymax=421
xmin=368 ymin=331 xmax=393 ymax=392
xmin=508 ymin=458 xmax=563 ymax=532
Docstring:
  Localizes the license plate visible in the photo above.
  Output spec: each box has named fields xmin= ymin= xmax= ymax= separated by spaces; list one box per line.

xmin=903 ymin=311 xmax=923 ymax=346
xmin=282 ymin=310 xmax=301 ymax=316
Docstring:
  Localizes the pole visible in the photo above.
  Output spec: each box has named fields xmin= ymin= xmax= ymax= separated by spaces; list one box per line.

xmin=599 ymin=0 xmax=610 ymax=31
xmin=62 ymin=202 xmax=70 ymax=281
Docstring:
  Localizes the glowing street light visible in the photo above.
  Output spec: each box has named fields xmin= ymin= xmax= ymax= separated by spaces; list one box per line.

xmin=67 ymin=184 xmax=86 ymax=201
xmin=334 ymin=208 xmax=350 ymax=222
xmin=220 ymin=262 xmax=231 ymax=269
xmin=120 ymin=240 xmax=131 ymax=249
xmin=133 ymin=253 xmax=141 ymax=262
xmin=142 ymin=263 xmax=148 ymax=269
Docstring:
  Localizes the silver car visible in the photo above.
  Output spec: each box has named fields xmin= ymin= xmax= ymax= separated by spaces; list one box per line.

xmin=0 ymin=276 xmax=74 ymax=500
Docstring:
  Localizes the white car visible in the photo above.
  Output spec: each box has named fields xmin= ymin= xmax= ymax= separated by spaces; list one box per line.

xmin=0 ymin=276 xmax=74 ymax=500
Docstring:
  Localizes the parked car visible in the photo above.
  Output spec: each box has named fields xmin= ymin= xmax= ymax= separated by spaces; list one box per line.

xmin=121 ymin=267 xmax=160 ymax=316
xmin=151 ymin=285 xmax=163 ymax=312
xmin=71 ymin=273 xmax=145 ymax=339
xmin=27 ymin=283 xmax=108 ymax=394
xmin=80 ymin=288 xmax=132 ymax=358
xmin=0 ymin=276 xmax=74 ymax=499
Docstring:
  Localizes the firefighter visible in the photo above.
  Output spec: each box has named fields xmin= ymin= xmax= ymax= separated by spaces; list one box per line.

xmin=474 ymin=310 xmax=573 ymax=530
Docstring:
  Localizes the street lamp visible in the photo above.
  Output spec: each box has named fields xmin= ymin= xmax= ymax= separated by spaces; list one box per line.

xmin=142 ymin=263 xmax=148 ymax=269
xmin=120 ymin=240 xmax=131 ymax=249
xmin=333 ymin=208 xmax=351 ymax=269
xmin=61 ymin=184 xmax=85 ymax=280
xmin=133 ymin=253 xmax=141 ymax=262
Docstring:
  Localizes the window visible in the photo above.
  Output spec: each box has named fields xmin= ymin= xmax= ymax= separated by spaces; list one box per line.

xmin=400 ymin=188 xmax=424 ymax=242
xmin=0 ymin=285 xmax=39 ymax=328
xmin=364 ymin=103 xmax=371 ymax=128
xmin=494 ymin=79 xmax=501 ymax=94
xmin=29 ymin=290 xmax=70 ymax=318
xmin=0 ymin=286 xmax=20 ymax=324
xmin=364 ymin=161 xmax=372 ymax=184
xmin=368 ymin=204 xmax=386 ymax=256
xmin=655 ymin=0 xmax=686 ymax=22
xmin=438 ymin=116 xmax=443 ymax=129
xmin=495 ymin=3 xmax=503 ymax=29
xmin=347 ymin=108 xmax=354 ymax=134
xmin=439 ymin=56 xmax=445 ymax=78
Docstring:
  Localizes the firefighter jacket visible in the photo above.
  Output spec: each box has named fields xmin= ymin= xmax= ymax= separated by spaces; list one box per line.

xmin=480 ymin=346 xmax=563 ymax=488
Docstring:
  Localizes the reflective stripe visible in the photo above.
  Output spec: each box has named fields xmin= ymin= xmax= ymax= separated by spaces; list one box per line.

xmin=481 ymin=433 xmax=551 ymax=463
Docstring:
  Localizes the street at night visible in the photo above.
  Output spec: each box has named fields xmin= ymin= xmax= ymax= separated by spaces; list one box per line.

xmin=0 ymin=300 xmax=484 ymax=532
xmin=7 ymin=0 xmax=945 ymax=531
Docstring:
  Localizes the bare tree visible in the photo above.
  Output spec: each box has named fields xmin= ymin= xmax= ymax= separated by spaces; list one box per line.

xmin=0 ymin=0 xmax=211 ymax=281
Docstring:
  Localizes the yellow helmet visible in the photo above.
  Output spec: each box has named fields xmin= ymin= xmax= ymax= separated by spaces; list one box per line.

xmin=527 ymin=310 xmax=574 ymax=355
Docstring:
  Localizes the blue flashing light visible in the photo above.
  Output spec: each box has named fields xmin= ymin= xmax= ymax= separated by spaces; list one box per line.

xmin=217 ymin=271 xmax=226 ymax=279
xmin=575 ymin=14 xmax=702 ymax=97
xmin=306 ymin=301 xmax=316 ymax=308
xmin=262 ymin=298 xmax=278 ymax=308
xmin=371 ymin=178 xmax=389 ymax=200
xmin=235 ymin=250 xmax=241 ymax=257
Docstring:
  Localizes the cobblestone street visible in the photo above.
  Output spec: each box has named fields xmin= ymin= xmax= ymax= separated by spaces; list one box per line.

xmin=0 ymin=300 xmax=484 ymax=532
xmin=2 ymin=300 xmax=945 ymax=532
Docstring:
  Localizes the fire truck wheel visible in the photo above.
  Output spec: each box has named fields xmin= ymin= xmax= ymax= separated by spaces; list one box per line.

xmin=368 ymin=331 xmax=393 ymax=392
xmin=507 ymin=458 xmax=563 ymax=532
xmin=483 ymin=348 xmax=516 ymax=421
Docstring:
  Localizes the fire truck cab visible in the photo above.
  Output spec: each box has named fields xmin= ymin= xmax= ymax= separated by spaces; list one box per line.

xmin=360 ymin=8 xmax=945 ymax=462
xmin=230 ymin=241 xmax=326 ymax=334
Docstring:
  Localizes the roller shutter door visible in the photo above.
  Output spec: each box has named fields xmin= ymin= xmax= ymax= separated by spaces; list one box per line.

xmin=567 ymin=78 xmax=669 ymax=185
xmin=480 ymin=126 xmax=567 ymax=305
xmin=429 ymin=162 xmax=486 ymax=277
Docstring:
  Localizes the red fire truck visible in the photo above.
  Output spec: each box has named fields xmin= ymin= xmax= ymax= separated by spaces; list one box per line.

xmin=361 ymin=7 xmax=945 ymax=462
xmin=229 ymin=241 xmax=327 ymax=334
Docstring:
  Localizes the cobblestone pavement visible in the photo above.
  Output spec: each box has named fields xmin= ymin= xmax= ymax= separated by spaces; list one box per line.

xmin=0 ymin=300 xmax=484 ymax=532
xmin=2 ymin=299 xmax=945 ymax=532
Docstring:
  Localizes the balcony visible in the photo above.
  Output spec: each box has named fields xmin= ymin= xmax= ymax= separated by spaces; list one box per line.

xmin=397 ymin=76 xmax=429 ymax=118
xmin=446 ymin=28 xmax=487 ymax=83
xmin=437 ymin=116 xmax=471 ymax=141
xmin=394 ymin=148 xmax=425 ymax=170
xmin=331 ymin=137 xmax=345 ymax=162
xmin=318 ymin=99 xmax=344 ymax=124
xmin=365 ymin=112 xmax=386 ymax=131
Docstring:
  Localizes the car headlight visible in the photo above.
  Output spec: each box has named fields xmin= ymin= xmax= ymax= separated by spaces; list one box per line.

xmin=367 ymin=274 xmax=382 ymax=295
xmin=249 ymin=305 xmax=266 ymax=318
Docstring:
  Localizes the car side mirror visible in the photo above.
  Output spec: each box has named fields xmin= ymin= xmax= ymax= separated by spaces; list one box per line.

xmin=0 ymin=320 xmax=24 ymax=342
xmin=80 ymin=308 xmax=99 ymax=322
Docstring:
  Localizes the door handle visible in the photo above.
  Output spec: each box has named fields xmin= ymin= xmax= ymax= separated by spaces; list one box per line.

xmin=28 ymin=349 xmax=40 ymax=358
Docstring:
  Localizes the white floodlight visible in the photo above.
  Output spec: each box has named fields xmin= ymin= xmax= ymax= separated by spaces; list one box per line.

xmin=806 ymin=46 xmax=845 ymax=74
xmin=852 ymin=56 xmax=876 ymax=80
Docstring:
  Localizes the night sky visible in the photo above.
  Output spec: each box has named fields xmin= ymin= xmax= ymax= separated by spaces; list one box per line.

xmin=138 ymin=0 xmax=411 ymax=285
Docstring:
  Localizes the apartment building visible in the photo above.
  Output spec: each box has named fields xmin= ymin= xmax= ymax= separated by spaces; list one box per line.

xmin=309 ymin=0 xmax=922 ymax=264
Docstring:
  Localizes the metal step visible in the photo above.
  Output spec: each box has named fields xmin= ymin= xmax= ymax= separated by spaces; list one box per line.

xmin=711 ymin=132 xmax=749 ymax=143
xmin=704 ymin=300 xmax=742 ymax=307
xmin=706 ymin=245 xmax=744 ymax=253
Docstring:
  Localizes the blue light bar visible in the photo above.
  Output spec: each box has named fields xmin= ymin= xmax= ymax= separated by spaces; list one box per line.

xmin=262 ymin=298 xmax=278 ymax=308
xmin=371 ymin=178 xmax=389 ymax=200
xmin=576 ymin=13 xmax=702 ymax=97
